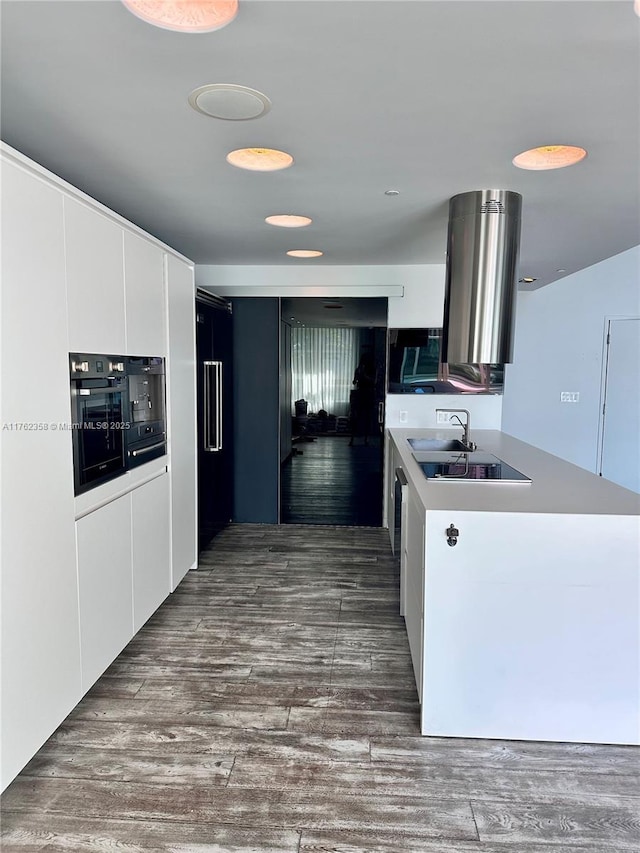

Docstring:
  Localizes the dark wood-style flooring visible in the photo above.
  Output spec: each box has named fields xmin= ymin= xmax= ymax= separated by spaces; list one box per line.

xmin=281 ymin=435 xmax=383 ymax=526
xmin=2 ymin=524 xmax=639 ymax=851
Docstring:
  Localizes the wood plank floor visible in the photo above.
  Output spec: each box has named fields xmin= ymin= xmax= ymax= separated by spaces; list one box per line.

xmin=2 ymin=524 xmax=639 ymax=852
xmin=281 ymin=435 xmax=383 ymax=526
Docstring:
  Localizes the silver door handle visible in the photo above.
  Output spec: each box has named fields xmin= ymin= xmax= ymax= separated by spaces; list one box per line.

xmin=378 ymin=401 xmax=385 ymax=424
xmin=216 ymin=361 xmax=222 ymax=450
xmin=204 ymin=361 xmax=222 ymax=452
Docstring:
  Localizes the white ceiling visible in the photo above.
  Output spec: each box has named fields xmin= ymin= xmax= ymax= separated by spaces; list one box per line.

xmin=1 ymin=1 xmax=638 ymax=289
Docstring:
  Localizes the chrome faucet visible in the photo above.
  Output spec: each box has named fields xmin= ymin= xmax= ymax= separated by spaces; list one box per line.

xmin=446 ymin=409 xmax=476 ymax=451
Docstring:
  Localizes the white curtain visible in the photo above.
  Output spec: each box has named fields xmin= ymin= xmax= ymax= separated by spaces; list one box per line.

xmin=291 ymin=327 xmax=359 ymax=417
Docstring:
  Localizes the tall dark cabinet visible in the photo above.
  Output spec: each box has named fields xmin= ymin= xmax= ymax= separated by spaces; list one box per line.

xmin=196 ymin=292 xmax=233 ymax=550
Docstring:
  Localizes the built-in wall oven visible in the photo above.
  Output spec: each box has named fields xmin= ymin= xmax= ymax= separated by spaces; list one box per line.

xmin=70 ymin=353 xmax=166 ymax=494
xmin=126 ymin=356 xmax=166 ymax=468
xmin=70 ymin=354 xmax=128 ymax=495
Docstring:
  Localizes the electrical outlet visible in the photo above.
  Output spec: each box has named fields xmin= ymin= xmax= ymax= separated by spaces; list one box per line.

xmin=436 ymin=410 xmax=454 ymax=424
xmin=399 ymin=410 xmax=408 ymax=424
xmin=560 ymin=391 xmax=580 ymax=403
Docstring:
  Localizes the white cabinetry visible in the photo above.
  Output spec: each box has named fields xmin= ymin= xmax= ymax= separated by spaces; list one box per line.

xmin=0 ymin=160 xmax=81 ymax=790
xmin=64 ymin=196 xmax=126 ymax=354
xmin=166 ymin=254 xmax=197 ymax=587
xmin=422 ymin=510 xmax=640 ymax=744
xmin=76 ymin=495 xmax=133 ymax=692
xmin=1 ymin=142 xmax=198 ymax=791
xmin=124 ymin=231 xmax=166 ymax=356
xmin=132 ymin=474 xmax=171 ymax=632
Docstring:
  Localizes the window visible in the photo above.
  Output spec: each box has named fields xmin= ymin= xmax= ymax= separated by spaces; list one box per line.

xmin=291 ymin=327 xmax=359 ymax=416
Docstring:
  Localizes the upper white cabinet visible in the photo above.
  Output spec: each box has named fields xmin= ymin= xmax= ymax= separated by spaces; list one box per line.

xmin=166 ymin=254 xmax=197 ymax=587
xmin=64 ymin=196 xmax=126 ymax=354
xmin=124 ymin=230 xmax=166 ymax=357
xmin=0 ymin=160 xmax=81 ymax=789
xmin=132 ymin=473 xmax=171 ymax=632
xmin=76 ymin=494 xmax=134 ymax=693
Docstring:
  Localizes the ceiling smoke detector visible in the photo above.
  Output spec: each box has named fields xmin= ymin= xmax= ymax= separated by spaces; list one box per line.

xmin=122 ymin=0 xmax=238 ymax=32
xmin=188 ymin=84 xmax=271 ymax=120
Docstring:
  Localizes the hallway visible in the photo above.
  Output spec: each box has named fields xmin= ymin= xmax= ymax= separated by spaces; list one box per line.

xmin=281 ymin=436 xmax=383 ymax=526
xmin=1 ymin=525 xmax=638 ymax=851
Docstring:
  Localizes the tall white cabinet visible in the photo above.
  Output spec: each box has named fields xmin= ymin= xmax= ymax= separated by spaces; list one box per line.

xmin=166 ymin=254 xmax=197 ymax=588
xmin=0 ymin=143 xmax=197 ymax=790
xmin=0 ymin=160 xmax=82 ymax=787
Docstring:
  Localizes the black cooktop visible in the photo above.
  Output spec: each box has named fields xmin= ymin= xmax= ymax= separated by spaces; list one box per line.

xmin=414 ymin=451 xmax=531 ymax=483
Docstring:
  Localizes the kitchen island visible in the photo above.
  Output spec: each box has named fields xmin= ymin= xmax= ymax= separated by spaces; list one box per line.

xmin=386 ymin=428 xmax=640 ymax=745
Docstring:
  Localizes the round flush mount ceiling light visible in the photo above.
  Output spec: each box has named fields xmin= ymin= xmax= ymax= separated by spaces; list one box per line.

xmin=188 ymin=84 xmax=270 ymax=120
xmin=286 ymin=250 xmax=323 ymax=258
xmin=122 ymin=0 xmax=238 ymax=32
xmin=265 ymin=214 xmax=312 ymax=228
xmin=512 ymin=145 xmax=587 ymax=170
xmin=226 ymin=148 xmax=293 ymax=171
xmin=384 ymin=189 xmax=400 ymax=196
xmin=519 ymin=277 xmax=537 ymax=283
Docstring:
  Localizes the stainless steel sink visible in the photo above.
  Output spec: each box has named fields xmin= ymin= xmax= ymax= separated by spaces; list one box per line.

xmin=408 ymin=438 xmax=470 ymax=452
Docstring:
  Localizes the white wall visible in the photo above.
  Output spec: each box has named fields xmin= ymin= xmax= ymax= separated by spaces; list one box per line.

xmin=196 ymin=263 xmax=503 ymax=430
xmin=502 ymin=246 xmax=640 ymax=473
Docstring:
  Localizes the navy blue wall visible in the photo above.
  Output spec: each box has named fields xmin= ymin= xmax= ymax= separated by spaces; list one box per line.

xmin=232 ymin=298 xmax=280 ymax=523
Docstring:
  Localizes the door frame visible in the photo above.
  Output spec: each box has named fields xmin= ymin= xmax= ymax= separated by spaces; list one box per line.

xmin=596 ymin=314 xmax=640 ymax=477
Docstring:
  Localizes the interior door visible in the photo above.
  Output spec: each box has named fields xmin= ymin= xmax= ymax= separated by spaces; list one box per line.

xmin=599 ymin=317 xmax=640 ymax=493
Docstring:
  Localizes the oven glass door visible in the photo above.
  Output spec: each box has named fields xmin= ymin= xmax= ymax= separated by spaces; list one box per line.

xmin=73 ymin=381 xmax=126 ymax=493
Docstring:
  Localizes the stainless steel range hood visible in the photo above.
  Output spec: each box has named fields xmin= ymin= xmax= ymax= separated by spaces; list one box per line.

xmin=442 ymin=189 xmax=522 ymax=364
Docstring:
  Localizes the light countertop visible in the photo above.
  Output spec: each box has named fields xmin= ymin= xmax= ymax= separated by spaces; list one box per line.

xmin=389 ymin=428 xmax=640 ymax=516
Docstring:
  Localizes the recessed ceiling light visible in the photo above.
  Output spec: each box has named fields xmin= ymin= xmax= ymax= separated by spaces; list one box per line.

xmin=226 ymin=148 xmax=294 ymax=172
xmin=286 ymin=250 xmax=323 ymax=258
xmin=265 ymin=214 xmax=312 ymax=228
xmin=519 ymin=277 xmax=537 ymax=283
xmin=122 ymin=0 xmax=237 ymax=32
xmin=512 ymin=145 xmax=587 ymax=170
xmin=385 ymin=190 xmax=400 ymax=196
xmin=556 ymin=268 xmax=566 ymax=273
xmin=188 ymin=84 xmax=270 ymax=120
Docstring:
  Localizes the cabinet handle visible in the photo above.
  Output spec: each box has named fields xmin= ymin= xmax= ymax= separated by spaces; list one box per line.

xmin=130 ymin=441 xmax=165 ymax=458
xmin=395 ymin=467 xmax=407 ymax=486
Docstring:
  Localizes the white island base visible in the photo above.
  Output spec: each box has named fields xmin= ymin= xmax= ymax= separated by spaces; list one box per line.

xmin=389 ymin=429 xmax=640 ymax=745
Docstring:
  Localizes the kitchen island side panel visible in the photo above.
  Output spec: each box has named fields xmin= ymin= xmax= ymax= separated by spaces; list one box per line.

xmin=422 ymin=510 xmax=640 ymax=744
